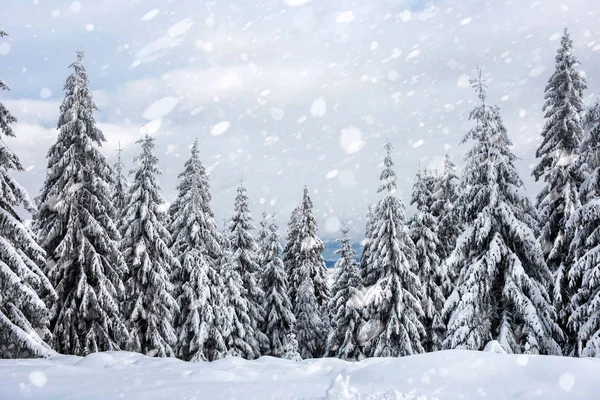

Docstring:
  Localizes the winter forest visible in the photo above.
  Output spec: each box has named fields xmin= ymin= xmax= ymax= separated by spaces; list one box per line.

xmin=2 ymin=1 xmax=600 ymax=399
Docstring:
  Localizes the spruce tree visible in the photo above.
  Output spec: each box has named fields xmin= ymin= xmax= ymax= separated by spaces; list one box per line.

xmin=443 ymin=70 xmax=562 ymax=355
xmin=261 ymin=213 xmax=295 ymax=356
xmin=35 ymin=51 xmax=128 ymax=355
xmin=409 ymin=169 xmax=448 ymax=352
xmin=0 ymin=29 xmax=56 ymax=358
xmin=229 ymin=182 xmax=268 ymax=357
xmin=113 ymin=143 xmax=128 ymax=220
xmin=257 ymin=210 xmax=269 ymax=267
xmin=431 ymin=154 xmax=461 ymax=265
xmin=567 ymin=100 xmax=600 ymax=357
xmin=220 ymin=231 xmax=258 ymax=359
xmin=359 ymin=204 xmax=376 ymax=286
xmin=326 ymin=223 xmax=364 ymax=360
xmin=532 ymin=29 xmax=587 ymax=352
xmin=120 ymin=134 xmax=179 ymax=357
xmin=362 ymin=140 xmax=425 ymax=357
xmin=284 ymin=206 xmax=301 ymax=306
xmin=169 ymin=140 xmax=226 ymax=361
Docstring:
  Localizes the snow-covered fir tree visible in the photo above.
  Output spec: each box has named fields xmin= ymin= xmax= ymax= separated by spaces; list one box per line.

xmin=361 ymin=140 xmax=425 ymax=357
xmin=431 ymin=154 xmax=461 ymax=266
xmin=113 ymin=143 xmax=128 ymax=220
xmin=286 ymin=187 xmax=329 ymax=357
xmin=256 ymin=210 xmax=269 ymax=267
xmin=443 ymin=69 xmax=562 ymax=355
xmin=120 ymin=134 xmax=179 ymax=357
xmin=532 ymin=29 xmax=587 ymax=352
xmin=410 ymin=169 xmax=448 ymax=352
xmin=220 ymin=230 xmax=259 ymax=359
xmin=260 ymin=213 xmax=295 ymax=356
xmin=567 ymin=100 xmax=600 ymax=357
xmin=326 ymin=222 xmax=364 ymax=360
xmin=35 ymin=51 xmax=128 ymax=355
xmin=0 ymin=29 xmax=56 ymax=358
xmin=359 ymin=204 xmax=376 ymax=286
xmin=169 ymin=140 xmax=226 ymax=361
xmin=229 ymin=182 xmax=268 ymax=357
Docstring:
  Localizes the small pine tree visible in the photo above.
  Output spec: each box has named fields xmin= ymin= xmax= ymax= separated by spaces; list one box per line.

xmin=567 ymin=100 xmax=600 ymax=357
xmin=431 ymin=154 xmax=461 ymax=266
xmin=169 ymin=140 xmax=226 ymax=361
xmin=0 ymin=28 xmax=56 ymax=358
xmin=362 ymin=140 xmax=425 ymax=357
xmin=532 ymin=29 xmax=587 ymax=353
xmin=113 ymin=143 xmax=129 ymax=220
xmin=443 ymin=69 xmax=562 ymax=355
xmin=261 ymin=213 xmax=295 ymax=356
xmin=35 ymin=51 xmax=128 ymax=355
xmin=327 ymin=223 xmax=364 ymax=360
xmin=410 ymin=169 xmax=448 ymax=352
xmin=229 ymin=182 xmax=268 ymax=357
xmin=120 ymin=134 xmax=179 ymax=357
xmin=282 ymin=333 xmax=302 ymax=361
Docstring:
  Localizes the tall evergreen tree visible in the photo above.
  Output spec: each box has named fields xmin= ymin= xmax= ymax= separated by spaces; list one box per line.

xmin=220 ymin=229 xmax=258 ymax=359
xmin=431 ymin=154 xmax=461 ymax=265
xmin=327 ymin=223 xmax=364 ymax=360
xmin=35 ymin=51 xmax=128 ymax=355
xmin=362 ymin=140 xmax=425 ymax=357
xmin=0 ymin=28 xmax=55 ymax=358
xmin=359 ymin=204 xmax=376 ymax=285
xmin=532 ymin=29 xmax=587 ymax=352
xmin=169 ymin=140 xmax=226 ymax=361
xmin=257 ymin=210 xmax=269 ymax=267
xmin=443 ymin=70 xmax=562 ymax=355
xmin=283 ymin=206 xmax=301 ymax=305
xmin=410 ymin=169 xmax=448 ymax=352
xmin=261 ymin=213 xmax=295 ymax=356
xmin=229 ymin=182 xmax=268 ymax=357
xmin=120 ymin=134 xmax=179 ymax=357
xmin=113 ymin=143 xmax=128 ymax=220
xmin=567 ymin=100 xmax=600 ymax=357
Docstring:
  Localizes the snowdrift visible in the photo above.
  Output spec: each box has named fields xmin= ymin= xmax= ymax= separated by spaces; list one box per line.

xmin=1 ymin=349 xmax=598 ymax=399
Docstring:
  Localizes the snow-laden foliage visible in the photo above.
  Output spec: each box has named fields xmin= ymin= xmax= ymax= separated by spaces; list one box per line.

xmin=431 ymin=154 xmax=461 ymax=267
xmin=359 ymin=204 xmax=376 ymax=286
xmin=443 ymin=70 xmax=562 ymax=355
xmin=286 ymin=187 xmax=329 ymax=357
xmin=361 ymin=141 xmax=425 ymax=357
xmin=169 ymin=140 xmax=226 ymax=361
xmin=220 ymin=232 xmax=258 ymax=359
xmin=567 ymin=100 xmax=600 ymax=357
xmin=228 ymin=182 xmax=268 ymax=357
xmin=532 ymin=29 xmax=587 ymax=352
xmin=410 ymin=169 xmax=448 ymax=352
xmin=326 ymin=223 xmax=364 ymax=360
xmin=35 ymin=51 xmax=128 ymax=356
xmin=256 ymin=210 xmax=269 ymax=268
xmin=0 ymin=28 xmax=55 ymax=358
xmin=113 ymin=143 xmax=128 ymax=221
xmin=260 ymin=213 xmax=295 ymax=356
xmin=120 ymin=134 xmax=179 ymax=357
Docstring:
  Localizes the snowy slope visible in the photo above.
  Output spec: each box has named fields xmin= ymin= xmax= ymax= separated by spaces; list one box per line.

xmin=1 ymin=350 xmax=599 ymax=399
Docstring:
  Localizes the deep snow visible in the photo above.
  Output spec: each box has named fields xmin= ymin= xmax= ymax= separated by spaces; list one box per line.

xmin=1 ymin=350 xmax=599 ymax=399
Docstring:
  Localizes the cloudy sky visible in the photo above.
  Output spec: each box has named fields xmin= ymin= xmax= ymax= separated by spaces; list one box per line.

xmin=1 ymin=0 xmax=599 ymax=242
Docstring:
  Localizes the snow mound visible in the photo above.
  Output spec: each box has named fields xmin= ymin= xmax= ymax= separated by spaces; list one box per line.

xmin=1 ymin=350 xmax=599 ymax=399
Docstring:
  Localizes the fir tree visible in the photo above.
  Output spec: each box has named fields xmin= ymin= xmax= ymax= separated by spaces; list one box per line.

xmin=359 ymin=204 xmax=376 ymax=286
xmin=284 ymin=206 xmax=301 ymax=306
xmin=220 ymin=231 xmax=258 ymax=359
xmin=120 ymin=134 xmax=179 ymax=357
xmin=567 ymin=100 xmax=600 ymax=357
xmin=362 ymin=140 xmax=425 ymax=357
xmin=0 ymin=28 xmax=56 ymax=358
xmin=229 ymin=182 xmax=268 ymax=357
xmin=532 ymin=29 xmax=587 ymax=352
xmin=410 ymin=169 xmax=448 ymax=352
xmin=326 ymin=223 xmax=364 ymax=360
xmin=443 ymin=69 xmax=562 ymax=355
xmin=257 ymin=210 xmax=270 ymax=268
xmin=431 ymin=154 xmax=461 ymax=265
xmin=113 ymin=143 xmax=128 ymax=220
xmin=261 ymin=213 xmax=295 ymax=356
xmin=169 ymin=140 xmax=226 ymax=361
xmin=287 ymin=187 xmax=329 ymax=357
xmin=35 ymin=51 xmax=128 ymax=355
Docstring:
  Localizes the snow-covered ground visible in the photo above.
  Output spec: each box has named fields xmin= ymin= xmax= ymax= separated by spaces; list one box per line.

xmin=1 ymin=350 xmax=599 ymax=400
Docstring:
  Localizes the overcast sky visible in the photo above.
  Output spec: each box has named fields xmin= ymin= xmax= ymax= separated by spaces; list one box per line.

xmin=1 ymin=0 xmax=599 ymax=242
